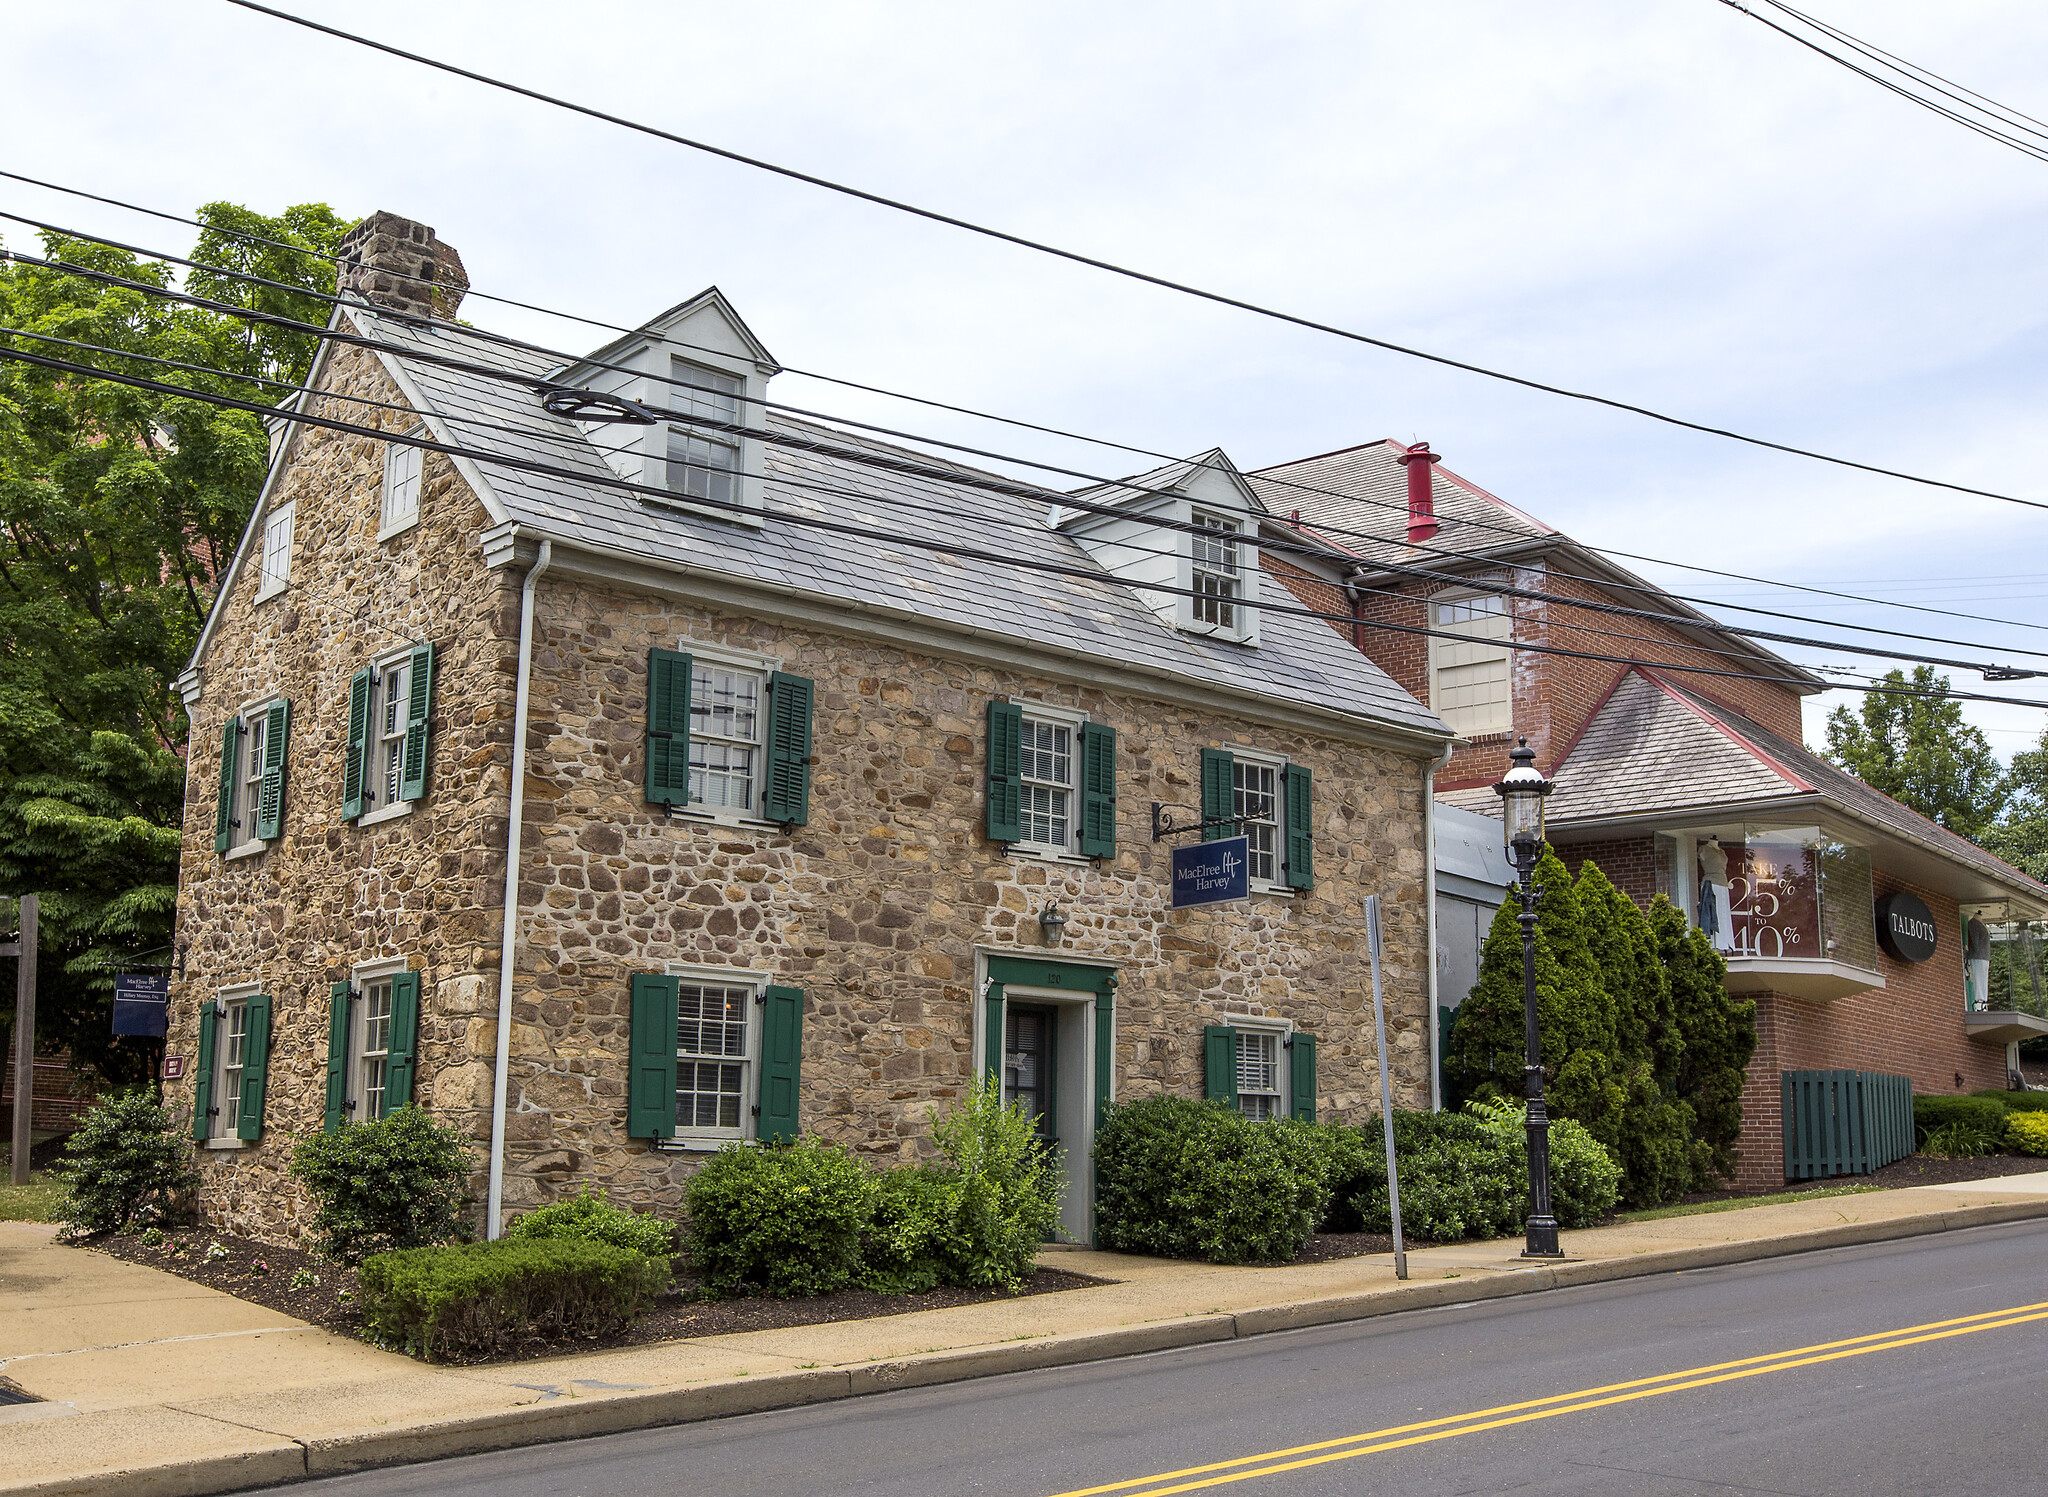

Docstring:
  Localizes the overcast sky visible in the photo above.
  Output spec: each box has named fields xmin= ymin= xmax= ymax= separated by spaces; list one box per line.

xmin=8 ymin=1 xmax=2048 ymax=759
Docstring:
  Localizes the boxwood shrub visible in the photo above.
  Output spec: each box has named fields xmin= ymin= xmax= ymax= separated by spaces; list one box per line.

xmin=507 ymin=1189 xmax=674 ymax=1260
xmin=1350 ymin=1103 xmax=1621 ymax=1242
xmin=1092 ymin=1095 xmax=1345 ymax=1264
xmin=2007 ymin=1112 xmax=2048 ymax=1157
xmin=52 ymin=1091 xmax=198 ymax=1239
xmin=289 ymin=1106 xmax=474 ymax=1264
xmin=356 ymin=1238 xmax=670 ymax=1362
xmin=1913 ymin=1095 xmax=2008 ymax=1153
xmin=684 ymin=1135 xmax=876 ymax=1297
xmin=1975 ymin=1089 xmax=2048 ymax=1115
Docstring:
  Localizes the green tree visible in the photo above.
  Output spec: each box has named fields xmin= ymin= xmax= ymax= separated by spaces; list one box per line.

xmin=1824 ymin=666 xmax=2006 ymax=840
xmin=1652 ymin=896 xmax=1756 ymax=1181
xmin=1983 ymin=725 xmax=2048 ymax=885
xmin=0 ymin=203 xmax=346 ymax=1084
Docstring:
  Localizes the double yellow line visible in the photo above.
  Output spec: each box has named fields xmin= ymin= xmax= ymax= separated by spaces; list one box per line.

xmin=1045 ymin=1299 xmax=2048 ymax=1497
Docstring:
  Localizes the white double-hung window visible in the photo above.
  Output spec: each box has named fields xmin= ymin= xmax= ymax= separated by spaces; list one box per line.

xmin=689 ymin=661 xmax=763 ymax=812
xmin=354 ymin=974 xmax=395 ymax=1123
xmin=1233 ymin=758 xmax=1281 ymax=885
xmin=675 ymin=978 xmax=755 ymax=1138
xmin=256 ymin=501 xmax=294 ymax=599
xmin=1020 ymin=718 xmax=1075 ymax=851
xmin=667 ymin=359 xmax=743 ymax=508
xmin=1235 ymin=1029 xmax=1283 ymax=1121
xmin=381 ymin=430 xmax=425 ymax=536
xmin=371 ymin=655 xmax=415 ymax=812
xmin=1191 ymin=510 xmax=1242 ymax=630
xmin=1431 ymin=592 xmax=1513 ymax=736
xmin=210 ymin=994 xmax=251 ymax=1140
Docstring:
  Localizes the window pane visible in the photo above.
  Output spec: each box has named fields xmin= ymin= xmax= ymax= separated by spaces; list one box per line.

xmin=1234 ymin=762 xmax=1278 ymax=883
xmin=667 ymin=429 xmax=739 ymax=504
xmin=1236 ymin=1030 xmax=1280 ymax=1121
xmin=670 ymin=360 xmax=742 ymax=425
xmin=690 ymin=670 xmax=760 ymax=810
xmin=1019 ymin=720 xmax=1073 ymax=847
xmin=676 ymin=985 xmax=751 ymax=1133
xmin=1192 ymin=511 xmax=1242 ymax=628
xmin=260 ymin=504 xmax=294 ymax=589
xmin=383 ymin=442 xmax=422 ymax=530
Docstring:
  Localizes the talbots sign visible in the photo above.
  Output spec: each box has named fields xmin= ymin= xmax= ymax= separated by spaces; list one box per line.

xmin=1875 ymin=891 xmax=1938 ymax=963
xmin=1171 ymin=835 xmax=1250 ymax=909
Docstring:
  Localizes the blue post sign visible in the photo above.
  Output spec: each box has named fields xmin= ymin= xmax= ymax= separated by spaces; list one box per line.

xmin=1170 ymin=835 xmax=1250 ymax=909
xmin=112 ymin=973 xmax=169 ymax=1037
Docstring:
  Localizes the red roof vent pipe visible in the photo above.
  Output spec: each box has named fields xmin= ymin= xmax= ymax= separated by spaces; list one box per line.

xmin=1396 ymin=442 xmax=1441 ymax=545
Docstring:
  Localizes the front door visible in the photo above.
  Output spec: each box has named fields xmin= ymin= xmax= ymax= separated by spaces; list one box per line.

xmin=1004 ymin=1003 xmax=1058 ymax=1148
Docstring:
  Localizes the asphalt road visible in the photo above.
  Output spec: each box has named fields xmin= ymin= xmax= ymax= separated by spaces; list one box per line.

xmin=296 ymin=1219 xmax=2048 ymax=1497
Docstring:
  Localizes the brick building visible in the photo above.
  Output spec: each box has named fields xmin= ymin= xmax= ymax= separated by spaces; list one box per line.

xmin=1249 ymin=439 xmax=2048 ymax=1187
xmin=166 ymin=213 xmax=1453 ymax=1246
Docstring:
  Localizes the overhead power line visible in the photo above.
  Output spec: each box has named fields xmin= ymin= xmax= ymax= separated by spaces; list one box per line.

xmin=9 ymin=176 xmax=2048 ymax=643
xmin=219 ymin=0 xmax=2048 ymax=517
xmin=7 ymin=338 xmax=2045 ymax=717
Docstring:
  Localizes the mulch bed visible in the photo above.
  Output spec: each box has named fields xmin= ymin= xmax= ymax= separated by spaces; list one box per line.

xmin=92 ymin=1226 xmax=1109 ymax=1360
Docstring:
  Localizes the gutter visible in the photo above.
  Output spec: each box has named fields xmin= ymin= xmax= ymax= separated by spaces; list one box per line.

xmin=486 ymin=536 xmax=551 ymax=1239
xmin=1424 ymin=738 xmax=1455 ymax=1110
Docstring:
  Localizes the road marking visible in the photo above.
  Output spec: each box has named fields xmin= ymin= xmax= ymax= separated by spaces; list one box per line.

xmin=1046 ymin=1300 xmax=2048 ymax=1497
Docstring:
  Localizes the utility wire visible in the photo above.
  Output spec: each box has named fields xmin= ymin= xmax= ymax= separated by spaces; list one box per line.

xmin=9 ymin=240 xmax=2047 ymax=685
xmin=221 ymin=0 xmax=2048 ymax=516
xmin=8 ymin=338 xmax=2045 ymax=715
xmin=10 ymin=176 xmax=2048 ymax=642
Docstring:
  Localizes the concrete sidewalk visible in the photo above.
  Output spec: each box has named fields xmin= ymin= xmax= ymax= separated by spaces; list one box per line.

xmin=8 ymin=1175 xmax=2048 ymax=1497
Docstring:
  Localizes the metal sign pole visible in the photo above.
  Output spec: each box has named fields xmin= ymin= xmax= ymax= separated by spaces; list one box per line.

xmin=1364 ymin=895 xmax=1407 ymax=1280
xmin=9 ymin=895 xmax=38 ymax=1187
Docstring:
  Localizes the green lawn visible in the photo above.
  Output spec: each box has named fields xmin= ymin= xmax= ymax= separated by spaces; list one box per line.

xmin=0 ymin=1169 xmax=67 ymax=1223
xmin=1615 ymin=1183 xmax=1879 ymax=1225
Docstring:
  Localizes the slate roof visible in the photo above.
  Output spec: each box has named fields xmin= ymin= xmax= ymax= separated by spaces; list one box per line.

xmin=347 ymin=308 xmax=1447 ymax=743
xmin=1444 ymin=667 xmax=2043 ymax=900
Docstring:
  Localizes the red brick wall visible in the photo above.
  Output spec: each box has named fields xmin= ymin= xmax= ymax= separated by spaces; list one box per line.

xmin=1729 ymin=874 xmax=2007 ymax=1188
xmin=1553 ymin=837 xmax=1659 ymax=908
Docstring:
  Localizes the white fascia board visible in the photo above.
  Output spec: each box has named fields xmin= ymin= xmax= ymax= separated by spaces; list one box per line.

xmin=346 ymin=307 xmax=511 ymax=529
xmin=185 ymin=316 xmax=344 ymax=682
xmin=503 ymin=527 xmax=1450 ymax=758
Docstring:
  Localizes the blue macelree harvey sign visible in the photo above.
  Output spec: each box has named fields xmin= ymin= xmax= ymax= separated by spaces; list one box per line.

xmin=1171 ymin=835 xmax=1250 ymax=909
xmin=112 ymin=973 xmax=170 ymax=1037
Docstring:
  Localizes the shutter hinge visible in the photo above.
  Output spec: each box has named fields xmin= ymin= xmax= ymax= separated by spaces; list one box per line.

xmin=754 ymin=992 xmax=766 ymax=1005
xmin=750 ymin=1104 xmax=761 ymax=1118
xmin=206 ymin=1106 xmax=219 ymax=1117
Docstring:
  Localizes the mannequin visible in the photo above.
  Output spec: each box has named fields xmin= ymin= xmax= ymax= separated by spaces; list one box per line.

xmin=1697 ymin=840 xmax=1735 ymax=954
xmin=1965 ymin=916 xmax=1991 ymax=1013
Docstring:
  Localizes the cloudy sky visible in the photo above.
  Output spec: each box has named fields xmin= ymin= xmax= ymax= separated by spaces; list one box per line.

xmin=8 ymin=1 xmax=2048 ymax=758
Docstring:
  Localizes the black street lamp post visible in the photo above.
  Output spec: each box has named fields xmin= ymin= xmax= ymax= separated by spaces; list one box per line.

xmin=1495 ymin=736 xmax=1563 ymax=1259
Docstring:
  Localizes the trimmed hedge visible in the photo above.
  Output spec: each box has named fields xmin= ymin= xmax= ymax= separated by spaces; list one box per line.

xmin=507 ymin=1189 xmax=674 ymax=1260
xmin=1351 ymin=1104 xmax=1622 ymax=1242
xmin=1093 ymin=1096 xmax=1347 ymax=1264
xmin=2007 ymin=1112 xmax=2048 ymax=1157
xmin=1974 ymin=1089 xmax=2048 ymax=1115
xmin=1913 ymin=1095 xmax=2008 ymax=1152
xmin=357 ymin=1238 xmax=670 ymax=1362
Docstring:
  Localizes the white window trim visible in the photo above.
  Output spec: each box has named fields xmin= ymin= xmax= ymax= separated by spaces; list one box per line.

xmin=645 ymin=352 xmax=766 ymax=529
xmin=1009 ymin=699 xmax=1089 ymax=862
xmin=655 ymin=964 xmax=768 ymax=1152
xmin=1180 ymin=504 xmax=1260 ymax=645
xmin=227 ymin=696 xmax=283 ymax=858
xmin=1428 ymin=587 xmax=1514 ymax=739
xmin=206 ymin=985 xmax=260 ymax=1148
xmin=254 ymin=501 xmax=295 ymax=603
xmin=1222 ymin=744 xmax=1293 ymax=895
xmin=378 ymin=426 xmax=427 ymax=541
xmin=345 ymin=958 xmax=409 ymax=1127
xmin=1225 ymin=1015 xmax=1294 ymax=1121
xmin=357 ymin=800 xmax=416 ymax=830
xmin=670 ymin=645 xmax=775 ymax=826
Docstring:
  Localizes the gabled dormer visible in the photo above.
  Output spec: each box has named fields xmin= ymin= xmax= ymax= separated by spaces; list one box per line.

xmin=1053 ymin=449 xmax=1266 ymax=646
xmin=547 ymin=288 xmax=780 ymax=525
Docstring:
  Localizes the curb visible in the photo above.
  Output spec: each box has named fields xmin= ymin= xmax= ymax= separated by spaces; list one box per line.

xmin=15 ymin=1197 xmax=2048 ymax=1497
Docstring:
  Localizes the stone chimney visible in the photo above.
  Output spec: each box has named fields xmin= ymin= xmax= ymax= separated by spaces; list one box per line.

xmin=334 ymin=210 xmax=468 ymax=320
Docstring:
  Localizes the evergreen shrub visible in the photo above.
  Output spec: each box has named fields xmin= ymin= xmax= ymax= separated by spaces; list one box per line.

xmin=1350 ymin=1104 xmax=1622 ymax=1242
xmin=1912 ymin=1095 xmax=2007 ymax=1153
xmin=2006 ymin=1112 xmax=2048 ymax=1157
xmin=1975 ymin=1089 xmax=2048 ymax=1114
xmin=356 ymin=1238 xmax=669 ymax=1362
xmin=684 ymin=1135 xmax=875 ymax=1297
xmin=289 ymin=1106 xmax=473 ymax=1265
xmin=1092 ymin=1095 xmax=1342 ymax=1264
xmin=507 ymin=1189 xmax=673 ymax=1260
xmin=53 ymin=1091 xmax=198 ymax=1238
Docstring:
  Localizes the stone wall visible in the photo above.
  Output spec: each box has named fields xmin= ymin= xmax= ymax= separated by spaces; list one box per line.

xmin=491 ymin=574 xmax=1436 ymax=1216
xmin=166 ymin=341 xmax=518 ymax=1243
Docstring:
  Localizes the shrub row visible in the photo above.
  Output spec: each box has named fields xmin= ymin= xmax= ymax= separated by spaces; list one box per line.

xmin=685 ymin=1077 xmax=1061 ymax=1298
xmin=1091 ymin=1095 xmax=1624 ymax=1263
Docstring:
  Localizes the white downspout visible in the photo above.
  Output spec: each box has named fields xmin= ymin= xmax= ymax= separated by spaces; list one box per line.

xmin=1424 ymin=739 xmax=1455 ymax=1111
xmin=487 ymin=537 xmax=551 ymax=1239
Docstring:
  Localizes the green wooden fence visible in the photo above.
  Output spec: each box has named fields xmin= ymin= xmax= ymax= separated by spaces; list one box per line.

xmin=1782 ymin=1069 xmax=1915 ymax=1180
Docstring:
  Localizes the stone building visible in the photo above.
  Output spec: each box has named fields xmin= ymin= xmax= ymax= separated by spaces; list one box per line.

xmin=166 ymin=213 xmax=1453 ymax=1245
xmin=1249 ymin=440 xmax=2048 ymax=1187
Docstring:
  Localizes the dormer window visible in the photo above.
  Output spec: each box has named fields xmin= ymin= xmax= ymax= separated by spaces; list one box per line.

xmin=667 ymin=359 xmax=743 ymax=507
xmin=1191 ymin=511 xmax=1242 ymax=630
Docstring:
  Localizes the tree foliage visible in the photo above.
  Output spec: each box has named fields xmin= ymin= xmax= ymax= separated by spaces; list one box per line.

xmin=1984 ymin=726 xmax=2048 ymax=885
xmin=0 ymin=203 xmax=346 ymax=1083
xmin=1824 ymin=667 xmax=2006 ymax=840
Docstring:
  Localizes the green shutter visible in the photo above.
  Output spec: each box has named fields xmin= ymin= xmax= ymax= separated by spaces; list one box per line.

xmin=763 ymin=672 xmax=813 ymax=825
xmin=1200 ymin=748 xmax=1235 ymax=842
xmin=399 ymin=643 xmax=434 ymax=803
xmin=256 ymin=700 xmax=291 ymax=841
xmin=342 ymin=667 xmax=372 ymax=821
xmin=237 ymin=993 xmax=273 ymax=1140
xmin=645 ymin=648 xmax=694 ymax=807
xmin=384 ymin=970 xmax=420 ymax=1115
xmin=1094 ymin=991 xmax=1115 ymax=1131
xmin=759 ymin=984 xmax=805 ymax=1144
xmin=1203 ymin=1024 xmax=1236 ymax=1107
xmin=627 ymin=974 xmax=680 ymax=1139
xmin=986 ymin=700 xmax=1023 ymax=842
xmin=325 ymin=982 xmax=350 ymax=1131
xmin=1078 ymin=721 xmax=1117 ymax=859
xmin=1290 ymin=1032 xmax=1318 ymax=1121
xmin=984 ymin=985 xmax=1006 ymax=1084
xmin=192 ymin=1002 xmax=218 ymax=1140
xmin=1283 ymin=763 xmax=1314 ymax=890
xmin=214 ymin=716 xmax=241 ymax=853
